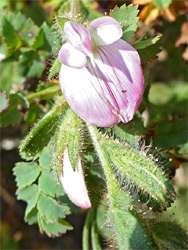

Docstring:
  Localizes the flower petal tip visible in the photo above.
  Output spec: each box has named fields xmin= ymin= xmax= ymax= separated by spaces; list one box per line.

xmin=60 ymin=148 xmax=91 ymax=209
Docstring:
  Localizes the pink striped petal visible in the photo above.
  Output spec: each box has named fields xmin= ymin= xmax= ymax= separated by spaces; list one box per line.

xmin=58 ymin=43 xmax=86 ymax=69
xmin=60 ymin=147 xmax=91 ymax=209
xmin=64 ymin=21 xmax=92 ymax=56
xmin=90 ymin=16 xmax=122 ymax=45
xmin=94 ymin=39 xmax=144 ymax=123
xmin=59 ymin=39 xmax=143 ymax=127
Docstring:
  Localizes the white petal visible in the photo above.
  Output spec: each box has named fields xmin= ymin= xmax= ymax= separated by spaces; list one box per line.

xmin=59 ymin=61 xmax=119 ymax=127
xmin=64 ymin=21 xmax=92 ymax=56
xmin=58 ymin=43 xmax=86 ymax=69
xmin=90 ymin=16 xmax=122 ymax=45
xmin=60 ymin=147 xmax=91 ymax=209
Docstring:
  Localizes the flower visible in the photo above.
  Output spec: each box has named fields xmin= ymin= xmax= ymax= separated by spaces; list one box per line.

xmin=58 ymin=16 xmax=144 ymax=127
xmin=60 ymin=147 xmax=91 ymax=209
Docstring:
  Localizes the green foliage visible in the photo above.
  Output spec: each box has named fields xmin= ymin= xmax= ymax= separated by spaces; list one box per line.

xmin=53 ymin=108 xmax=84 ymax=174
xmin=17 ymin=50 xmax=46 ymax=77
xmin=106 ymin=112 xmax=146 ymax=147
xmin=13 ymin=162 xmax=41 ymax=188
xmin=48 ymin=57 xmax=62 ymax=80
xmin=14 ymin=145 xmax=73 ymax=237
xmin=32 ymin=22 xmax=59 ymax=52
xmin=150 ymin=221 xmax=188 ymax=249
xmin=58 ymin=0 xmax=89 ymax=20
xmin=87 ymin=125 xmax=183 ymax=249
xmin=133 ymin=35 xmax=162 ymax=63
xmin=152 ymin=0 xmax=172 ymax=10
xmin=1 ymin=12 xmax=38 ymax=47
xmin=0 ymin=61 xmax=24 ymax=94
xmin=91 ymin=212 xmax=102 ymax=250
xmin=0 ymin=93 xmax=29 ymax=126
xmin=1 ymin=15 xmax=22 ymax=49
xmin=39 ymin=171 xmax=64 ymax=197
xmin=153 ymin=117 xmax=187 ymax=153
xmin=110 ymin=4 xmax=139 ymax=43
xmin=1 ymin=1 xmax=187 ymax=249
xmin=19 ymin=97 xmax=68 ymax=160
xmin=133 ymin=35 xmax=162 ymax=50
xmin=0 ymin=91 xmax=8 ymax=112
xmin=26 ymin=104 xmax=44 ymax=125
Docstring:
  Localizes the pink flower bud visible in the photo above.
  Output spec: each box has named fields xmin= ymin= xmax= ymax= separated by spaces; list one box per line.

xmin=59 ymin=17 xmax=144 ymax=127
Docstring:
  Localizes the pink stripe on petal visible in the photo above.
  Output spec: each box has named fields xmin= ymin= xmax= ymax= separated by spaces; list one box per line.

xmin=95 ymin=39 xmax=144 ymax=122
xmin=59 ymin=34 xmax=143 ymax=127
xmin=90 ymin=16 xmax=122 ymax=46
xmin=60 ymin=147 xmax=91 ymax=209
xmin=64 ymin=21 xmax=92 ymax=56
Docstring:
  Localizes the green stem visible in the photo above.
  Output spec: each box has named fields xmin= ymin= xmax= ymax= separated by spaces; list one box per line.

xmin=26 ymin=85 xmax=61 ymax=102
xmin=71 ymin=0 xmax=80 ymax=17
xmin=83 ymin=208 xmax=94 ymax=250
xmin=91 ymin=210 xmax=102 ymax=250
xmin=87 ymin=124 xmax=116 ymax=197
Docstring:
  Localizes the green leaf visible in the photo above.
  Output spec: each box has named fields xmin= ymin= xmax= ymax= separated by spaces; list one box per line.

xmin=104 ymin=141 xmax=175 ymax=210
xmin=108 ymin=204 xmax=154 ymax=250
xmin=152 ymin=0 xmax=172 ymax=10
xmin=138 ymin=37 xmax=162 ymax=63
xmin=32 ymin=22 xmax=58 ymax=52
xmin=0 ymin=61 xmax=24 ymax=94
xmin=17 ymin=184 xmax=38 ymax=202
xmin=153 ymin=118 xmax=188 ymax=152
xmin=150 ymin=221 xmax=188 ymax=249
xmin=1 ymin=15 xmax=22 ymax=49
xmin=0 ymin=93 xmax=29 ymax=126
xmin=17 ymin=50 xmax=45 ymax=77
xmin=133 ymin=35 xmax=162 ymax=50
xmin=39 ymin=145 xmax=53 ymax=170
xmin=38 ymin=171 xmax=64 ymax=197
xmin=2 ymin=12 xmax=38 ymax=46
xmin=0 ymin=91 xmax=9 ymax=112
xmin=26 ymin=206 xmax=38 ymax=225
xmin=38 ymin=213 xmax=73 ymax=237
xmin=37 ymin=193 xmax=70 ymax=222
xmin=25 ymin=189 xmax=40 ymax=217
xmin=107 ymin=112 xmax=146 ymax=147
xmin=26 ymin=104 xmax=44 ymax=125
xmin=19 ymin=100 xmax=68 ymax=160
xmin=110 ymin=4 xmax=139 ymax=43
xmin=48 ymin=57 xmax=61 ymax=80
xmin=13 ymin=162 xmax=41 ymax=189
xmin=22 ymin=3 xmax=50 ymax=26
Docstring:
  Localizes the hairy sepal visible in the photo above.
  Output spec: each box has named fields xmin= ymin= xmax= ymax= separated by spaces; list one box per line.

xmin=19 ymin=96 xmax=68 ymax=160
xmin=53 ymin=108 xmax=84 ymax=176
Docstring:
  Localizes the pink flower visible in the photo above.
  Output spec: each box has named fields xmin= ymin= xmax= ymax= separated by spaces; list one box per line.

xmin=58 ymin=16 xmax=144 ymax=127
xmin=60 ymin=147 xmax=91 ymax=209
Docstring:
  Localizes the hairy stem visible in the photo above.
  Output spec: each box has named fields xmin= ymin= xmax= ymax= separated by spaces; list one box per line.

xmin=71 ymin=0 xmax=80 ymax=17
xmin=87 ymin=124 xmax=116 ymax=197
